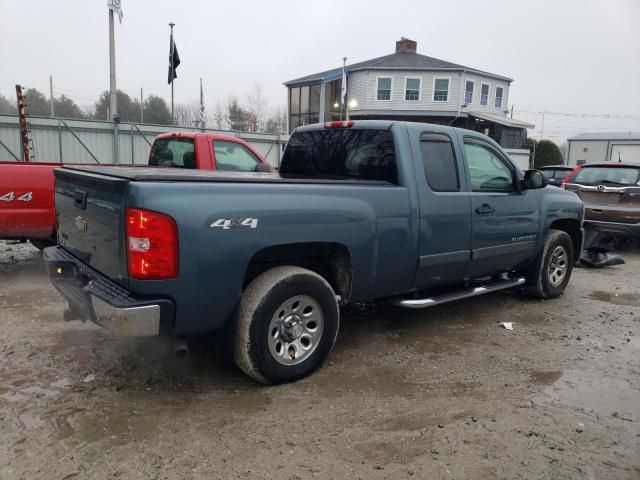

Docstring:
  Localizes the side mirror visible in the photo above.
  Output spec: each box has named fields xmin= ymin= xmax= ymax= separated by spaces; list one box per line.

xmin=255 ymin=163 xmax=273 ymax=173
xmin=522 ymin=169 xmax=548 ymax=189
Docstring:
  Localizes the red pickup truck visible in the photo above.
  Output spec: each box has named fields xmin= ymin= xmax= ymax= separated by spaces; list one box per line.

xmin=0 ymin=132 xmax=272 ymax=248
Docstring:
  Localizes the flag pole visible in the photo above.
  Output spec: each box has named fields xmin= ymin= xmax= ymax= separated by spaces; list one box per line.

xmin=169 ymin=22 xmax=175 ymax=125
xmin=109 ymin=8 xmax=117 ymax=121
xmin=340 ymin=57 xmax=346 ymax=121
xmin=199 ymin=78 xmax=205 ymax=130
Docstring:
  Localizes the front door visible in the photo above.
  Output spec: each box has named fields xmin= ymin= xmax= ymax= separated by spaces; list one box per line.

xmin=461 ymin=137 xmax=539 ymax=278
xmin=415 ymin=132 xmax=472 ymax=289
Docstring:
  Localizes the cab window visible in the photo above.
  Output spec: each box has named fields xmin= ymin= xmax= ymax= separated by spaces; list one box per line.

xmin=149 ymin=138 xmax=196 ymax=168
xmin=464 ymin=142 xmax=514 ymax=191
xmin=213 ymin=141 xmax=260 ymax=172
xmin=420 ymin=134 xmax=459 ymax=192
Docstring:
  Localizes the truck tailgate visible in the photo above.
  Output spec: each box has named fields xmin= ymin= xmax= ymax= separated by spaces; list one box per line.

xmin=0 ymin=162 xmax=57 ymax=239
xmin=54 ymin=168 xmax=129 ymax=286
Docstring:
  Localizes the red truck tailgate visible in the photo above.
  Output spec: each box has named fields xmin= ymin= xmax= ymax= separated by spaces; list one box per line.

xmin=0 ymin=162 xmax=57 ymax=239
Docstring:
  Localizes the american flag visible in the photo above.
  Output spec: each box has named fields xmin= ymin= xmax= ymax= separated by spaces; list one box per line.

xmin=198 ymin=78 xmax=205 ymax=125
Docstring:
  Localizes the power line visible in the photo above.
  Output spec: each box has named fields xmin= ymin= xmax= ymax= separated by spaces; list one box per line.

xmin=515 ymin=109 xmax=640 ymax=120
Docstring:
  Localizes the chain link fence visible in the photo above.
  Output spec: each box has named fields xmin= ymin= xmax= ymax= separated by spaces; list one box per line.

xmin=0 ymin=114 xmax=287 ymax=167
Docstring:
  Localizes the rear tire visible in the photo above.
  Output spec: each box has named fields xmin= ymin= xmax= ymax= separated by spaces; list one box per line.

xmin=526 ymin=229 xmax=574 ymax=299
xmin=234 ymin=266 xmax=339 ymax=384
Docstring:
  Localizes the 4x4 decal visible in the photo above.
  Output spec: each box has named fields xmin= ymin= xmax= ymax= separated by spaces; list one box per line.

xmin=0 ymin=191 xmax=33 ymax=202
xmin=210 ymin=218 xmax=258 ymax=230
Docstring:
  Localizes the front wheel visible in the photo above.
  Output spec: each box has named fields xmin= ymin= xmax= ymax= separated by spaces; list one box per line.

xmin=234 ymin=266 xmax=340 ymax=384
xmin=525 ymin=229 xmax=574 ymax=299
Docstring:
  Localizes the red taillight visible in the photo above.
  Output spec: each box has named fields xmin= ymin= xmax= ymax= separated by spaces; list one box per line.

xmin=126 ymin=207 xmax=178 ymax=280
xmin=324 ymin=121 xmax=354 ymax=129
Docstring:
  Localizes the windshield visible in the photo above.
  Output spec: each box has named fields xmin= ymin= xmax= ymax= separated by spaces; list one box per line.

xmin=148 ymin=138 xmax=196 ymax=168
xmin=280 ymin=129 xmax=397 ymax=183
xmin=573 ymin=166 xmax=640 ymax=186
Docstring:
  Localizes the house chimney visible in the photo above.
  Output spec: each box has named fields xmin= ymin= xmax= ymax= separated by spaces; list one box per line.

xmin=396 ymin=37 xmax=417 ymax=53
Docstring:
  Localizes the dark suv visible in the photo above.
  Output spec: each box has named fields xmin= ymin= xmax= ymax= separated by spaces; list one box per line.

xmin=540 ymin=165 xmax=574 ymax=187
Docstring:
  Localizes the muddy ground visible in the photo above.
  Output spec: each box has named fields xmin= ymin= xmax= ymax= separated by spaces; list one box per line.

xmin=0 ymin=241 xmax=638 ymax=480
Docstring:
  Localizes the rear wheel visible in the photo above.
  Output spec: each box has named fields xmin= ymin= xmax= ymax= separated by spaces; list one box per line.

xmin=526 ymin=229 xmax=574 ymax=299
xmin=234 ymin=266 xmax=339 ymax=384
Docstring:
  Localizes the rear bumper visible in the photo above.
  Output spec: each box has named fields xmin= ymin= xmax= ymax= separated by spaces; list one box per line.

xmin=43 ymin=246 xmax=174 ymax=336
xmin=584 ymin=220 xmax=640 ymax=238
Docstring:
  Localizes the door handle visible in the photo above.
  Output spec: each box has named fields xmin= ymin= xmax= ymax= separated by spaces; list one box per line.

xmin=475 ymin=204 xmax=495 ymax=215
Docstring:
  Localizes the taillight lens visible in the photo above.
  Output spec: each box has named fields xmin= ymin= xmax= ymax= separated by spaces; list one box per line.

xmin=126 ymin=207 xmax=178 ymax=280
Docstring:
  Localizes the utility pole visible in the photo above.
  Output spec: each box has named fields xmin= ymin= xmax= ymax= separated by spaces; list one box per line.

xmin=108 ymin=8 xmax=117 ymax=121
xmin=140 ymin=87 xmax=144 ymax=123
xmin=510 ymin=104 xmax=513 ymax=119
xmin=49 ymin=75 xmax=55 ymax=117
xmin=169 ymin=22 xmax=175 ymax=124
xmin=539 ymin=111 xmax=545 ymax=140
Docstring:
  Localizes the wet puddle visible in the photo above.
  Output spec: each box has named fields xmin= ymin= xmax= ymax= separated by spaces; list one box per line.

xmin=590 ymin=291 xmax=640 ymax=307
xmin=534 ymin=369 xmax=639 ymax=418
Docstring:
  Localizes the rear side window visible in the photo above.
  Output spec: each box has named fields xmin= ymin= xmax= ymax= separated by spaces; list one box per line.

xmin=420 ymin=134 xmax=459 ymax=191
xmin=149 ymin=138 xmax=195 ymax=168
xmin=280 ymin=129 xmax=397 ymax=184
xmin=213 ymin=141 xmax=260 ymax=172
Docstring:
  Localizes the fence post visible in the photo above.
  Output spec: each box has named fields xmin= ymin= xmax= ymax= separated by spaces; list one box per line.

xmin=130 ymin=123 xmax=134 ymax=164
xmin=57 ymin=119 xmax=63 ymax=163
xmin=113 ymin=121 xmax=119 ymax=164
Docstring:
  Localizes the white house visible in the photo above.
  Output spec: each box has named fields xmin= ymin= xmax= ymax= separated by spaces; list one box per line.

xmin=284 ymin=38 xmax=534 ymax=168
xmin=566 ymin=132 xmax=640 ymax=166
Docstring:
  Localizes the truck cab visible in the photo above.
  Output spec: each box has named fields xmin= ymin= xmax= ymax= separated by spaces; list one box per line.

xmin=149 ymin=132 xmax=273 ymax=172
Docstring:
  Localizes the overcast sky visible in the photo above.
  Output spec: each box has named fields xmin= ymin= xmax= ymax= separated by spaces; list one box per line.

xmin=1 ymin=0 xmax=639 ymax=142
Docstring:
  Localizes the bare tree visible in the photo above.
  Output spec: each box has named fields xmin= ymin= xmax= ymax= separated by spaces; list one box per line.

xmin=246 ymin=83 xmax=268 ymax=132
xmin=212 ymin=101 xmax=226 ymax=130
xmin=173 ymin=102 xmax=200 ymax=128
xmin=264 ymin=105 xmax=287 ymax=135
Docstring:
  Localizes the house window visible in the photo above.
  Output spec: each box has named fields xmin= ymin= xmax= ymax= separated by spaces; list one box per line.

xmin=495 ymin=86 xmax=503 ymax=108
xmin=480 ymin=84 xmax=489 ymax=106
xmin=377 ymin=78 xmax=392 ymax=101
xmin=433 ymin=78 xmax=449 ymax=102
xmin=405 ymin=78 xmax=421 ymax=101
xmin=464 ymin=81 xmax=474 ymax=104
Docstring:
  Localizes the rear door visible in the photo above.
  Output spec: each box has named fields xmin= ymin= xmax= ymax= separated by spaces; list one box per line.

xmin=54 ymin=169 xmax=130 ymax=286
xmin=461 ymin=136 xmax=540 ymax=277
xmin=414 ymin=132 xmax=471 ymax=289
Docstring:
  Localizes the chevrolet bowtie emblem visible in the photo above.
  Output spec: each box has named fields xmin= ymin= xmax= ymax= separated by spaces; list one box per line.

xmin=74 ymin=215 xmax=87 ymax=232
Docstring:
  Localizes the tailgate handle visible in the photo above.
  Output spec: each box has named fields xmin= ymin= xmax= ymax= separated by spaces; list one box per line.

xmin=73 ymin=189 xmax=87 ymax=210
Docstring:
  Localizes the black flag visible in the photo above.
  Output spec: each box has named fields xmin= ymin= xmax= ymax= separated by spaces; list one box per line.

xmin=168 ymin=37 xmax=180 ymax=84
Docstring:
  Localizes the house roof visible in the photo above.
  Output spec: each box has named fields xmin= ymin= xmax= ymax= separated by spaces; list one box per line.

xmin=568 ymin=132 xmax=640 ymax=141
xmin=468 ymin=111 xmax=535 ymax=129
xmin=284 ymin=51 xmax=513 ymax=86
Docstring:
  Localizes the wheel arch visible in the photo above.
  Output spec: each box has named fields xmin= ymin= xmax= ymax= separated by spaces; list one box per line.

xmin=549 ymin=218 xmax=582 ymax=259
xmin=244 ymin=242 xmax=353 ymax=304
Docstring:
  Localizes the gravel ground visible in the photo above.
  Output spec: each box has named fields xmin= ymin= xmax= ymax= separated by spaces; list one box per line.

xmin=0 ymin=240 xmax=638 ymax=479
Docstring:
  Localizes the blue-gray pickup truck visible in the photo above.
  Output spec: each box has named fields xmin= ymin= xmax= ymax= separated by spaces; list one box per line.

xmin=44 ymin=121 xmax=584 ymax=384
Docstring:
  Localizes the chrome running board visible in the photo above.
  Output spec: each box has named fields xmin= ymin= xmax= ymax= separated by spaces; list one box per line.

xmin=392 ymin=277 xmax=526 ymax=309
